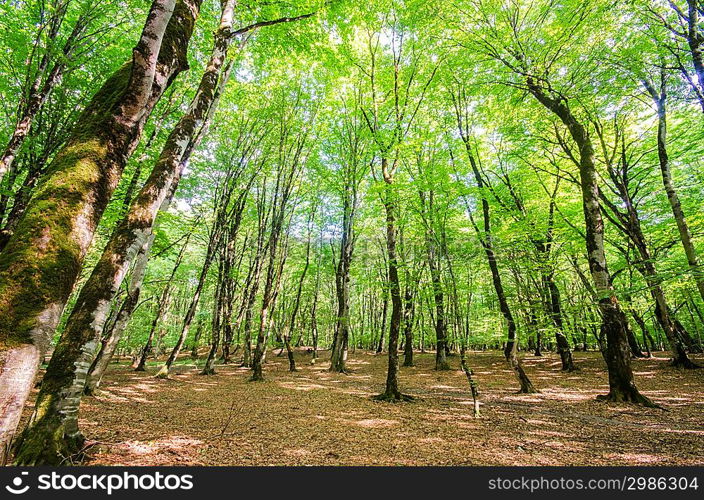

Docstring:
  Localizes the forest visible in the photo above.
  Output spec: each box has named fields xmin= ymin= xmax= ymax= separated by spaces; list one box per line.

xmin=0 ymin=0 xmax=702 ymax=467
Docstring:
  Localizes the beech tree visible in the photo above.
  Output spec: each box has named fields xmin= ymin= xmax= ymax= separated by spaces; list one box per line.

xmin=0 ymin=0 xmax=203 ymax=464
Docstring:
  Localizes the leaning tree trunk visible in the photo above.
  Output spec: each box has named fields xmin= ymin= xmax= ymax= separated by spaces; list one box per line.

xmin=634 ymin=253 xmax=696 ymax=368
xmin=527 ymin=78 xmax=653 ymax=406
xmin=156 ymin=212 xmax=227 ymax=378
xmin=643 ymin=78 xmax=704 ymax=302
xmin=134 ymin=234 xmax=189 ymax=372
xmin=84 ymin=233 xmax=155 ymax=395
xmin=2 ymin=0 xmax=201 ymax=465
xmin=598 ymin=120 xmax=697 ymax=369
xmin=464 ymin=139 xmax=536 ymax=394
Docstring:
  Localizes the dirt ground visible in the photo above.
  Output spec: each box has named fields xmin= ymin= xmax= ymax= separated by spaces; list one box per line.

xmin=26 ymin=349 xmax=704 ymax=466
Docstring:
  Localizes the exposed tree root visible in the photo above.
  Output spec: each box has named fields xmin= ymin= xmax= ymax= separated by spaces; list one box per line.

xmin=670 ymin=357 xmax=701 ymax=369
xmin=372 ymin=392 xmax=415 ymax=403
xmin=596 ymin=391 xmax=662 ymax=409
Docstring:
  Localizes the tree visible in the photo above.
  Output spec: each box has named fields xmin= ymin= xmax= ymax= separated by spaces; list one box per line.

xmin=0 ymin=0 xmax=203 ymax=464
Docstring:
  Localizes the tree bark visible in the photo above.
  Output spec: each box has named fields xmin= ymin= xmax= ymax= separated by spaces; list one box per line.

xmin=330 ymin=194 xmax=354 ymax=372
xmin=374 ymin=164 xmax=410 ymax=401
xmin=84 ymin=233 xmax=155 ymax=395
xmin=157 ymin=224 xmax=221 ymax=378
xmin=464 ymin=141 xmax=536 ymax=393
xmin=2 ymin=0 xmax=201 ymax=465
xmin=526 ymin=78 xmax=654 ymax=405
xmin=402 ymin=282 xmax=416 ymax=367
xmin=428 ymin=237 xmax=449 ymax=370
xmin=643 ymin=76 xmax=704 ymax=302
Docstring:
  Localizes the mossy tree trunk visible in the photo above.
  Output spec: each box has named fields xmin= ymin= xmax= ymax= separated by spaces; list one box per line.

xmin=1 ymin=0 xmax=202 ymax=465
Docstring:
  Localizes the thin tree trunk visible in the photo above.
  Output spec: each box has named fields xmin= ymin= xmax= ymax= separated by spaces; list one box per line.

xmin=374 ymin=164 xmax=410 ymax=401
xmin=0 ymin=0 xmax=87 ymax=182
xmin=402 ymin=283 xmax=416 ymax=367
xmin=156 ymin=225 xmax=221 ymax=378
xmin=190 ymin=317 xmax=204 ymax=359
xmin=330 ymin=196 xmax=354 ymax=372
xmin=643 ymin=77 xmax=704 ymax=302
xmin=84 ymin=233 xmax=155 ymax=394
xmin=428 ymin=239 xmax=449 ymax=370
xmin=282 ymin=218 xmax=313 ymax=372
xmin=135 ymin=232 xmax=189 ymax=372
xmin=463 ymin=140 xmax=536 ymax=394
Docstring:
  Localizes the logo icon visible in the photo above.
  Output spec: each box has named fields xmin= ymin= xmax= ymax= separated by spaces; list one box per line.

xmin=5 ymin=472 xmax=29 ymax=495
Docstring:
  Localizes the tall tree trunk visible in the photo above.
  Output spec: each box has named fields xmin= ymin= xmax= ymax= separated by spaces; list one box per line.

xmin=241 ymin=260 xmax=262 ymax=368
xmin=374 ymin=164 xmax=409 ymax=401
xmin=310 ymin=249 xmax=321 ymax=364
xmin=282 ymin=219 xmax=312 ymax=372
xmin=134 ymin=231 xmax=189 ymax=372
xmin=156 ymin=225 xmax=221 ymax=378
xmin=377 ymin=287 xmax=388 ymax=354
xmin=330 ymin=196 xmax=354 ymax=372
xmin=402 ymin=283 xmax=415 ymax=367
xmin=643 ymin=77 xmax=704 ymax=302
xmin=202 ymin=262 xmax=225 ymax=376
xmin=526 ymin=78 xmax=653 ymax=405
xmin=428 ymin=239 xmax=449 ymax=370
xmin=464 ymin=140 xmax=536 ymax=393
xmin=596 ymin=121 xmax=697 ymax=369
xmin=251 ymin=231 xmax=288 ymax=381
xmin=1 ymin=0 xmax=201 ymax=465
xmin=190 ymin=317 xmax=204 ymax=359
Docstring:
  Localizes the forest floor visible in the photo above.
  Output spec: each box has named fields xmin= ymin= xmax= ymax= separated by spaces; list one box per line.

xmin=24 ymin=349 xmax=704 ymax=466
